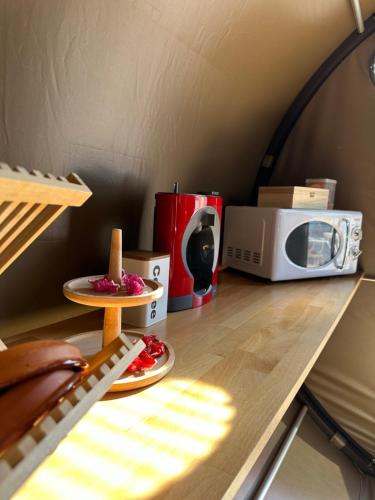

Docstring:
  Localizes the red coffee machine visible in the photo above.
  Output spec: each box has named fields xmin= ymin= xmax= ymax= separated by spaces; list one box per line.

xmin=154 ymin=186 xmax=223 ymax=311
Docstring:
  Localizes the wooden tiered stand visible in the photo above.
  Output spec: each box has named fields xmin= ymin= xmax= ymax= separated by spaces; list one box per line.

xmin=0 ymin=163 xmax=159 ymax=497
xmin=63 ymin=228 xmax=164 ymax=391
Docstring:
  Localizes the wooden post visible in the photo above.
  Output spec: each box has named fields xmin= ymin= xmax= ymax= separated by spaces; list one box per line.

xmin=107 ymin=228 xmax=122 ymax=284
xmin=103 ymin=308 xmax=122 ymax=346
xmin=103 ymin=228 xmax=123 ymax=347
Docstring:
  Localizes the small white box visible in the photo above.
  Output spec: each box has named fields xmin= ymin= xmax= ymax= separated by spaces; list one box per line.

xmin=122 ymin=251 xmax=170 ymax=327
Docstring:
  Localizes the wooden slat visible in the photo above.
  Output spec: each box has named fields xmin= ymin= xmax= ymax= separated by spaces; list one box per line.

xmin=0 ymin=205 xmax=66 ymax=274
xmin=0 ymin=163 xmax=12 ymax=171
xmin=66 ymin=172 xmax=87 ymax=187
xmin=0 ymin=163 xmax=91 ymax=274
xmin=0 ymin=204 xmax=33 ymax=239
xmin=13 ymin=166 xmax=30 ymax=176
xmin=43 ymin=173 xmax=57 ymax=180
xmin=30 ymin=170 xmax=44 ymax=178
xmin=0 ymin=204 xmax=47 ymax=254
xmin=0 ymin=163 xmax=92 ymax=206
xmin=0 ymin=202 xmax=18 ymax=225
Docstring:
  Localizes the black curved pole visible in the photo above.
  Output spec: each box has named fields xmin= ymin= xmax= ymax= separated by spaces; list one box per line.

xmin=250 ymin=14 xmax=375 ymax=204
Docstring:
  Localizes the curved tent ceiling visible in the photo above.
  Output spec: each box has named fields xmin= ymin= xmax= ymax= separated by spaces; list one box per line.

xmin=265 ymin=14 xmax=375 ymax=460
xmin=272 ymin=30 xmax=375 ymax=276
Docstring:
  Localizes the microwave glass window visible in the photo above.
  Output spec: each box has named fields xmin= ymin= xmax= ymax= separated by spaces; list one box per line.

xmin=286 ymin=222 xmax=340 ymax=268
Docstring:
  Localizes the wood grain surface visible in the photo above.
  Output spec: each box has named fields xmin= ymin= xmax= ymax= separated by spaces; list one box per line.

xmin=257 ymin=186 xmax=329 ymax=209
xmin=0 ymin=165 xmax=91 ymax=206
xmin=0 ymin=164 xmax=92 ymax=274
xmin=13 ymin=270 xmax=362 ymax=500
xmin=63 ymin=277 xmax=163 ymax=308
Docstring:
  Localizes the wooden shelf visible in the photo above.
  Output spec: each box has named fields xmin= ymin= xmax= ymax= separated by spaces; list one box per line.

xmin=11 ymin=270 xmax=362 ymax=500
xmin=63 ymin=276 xmax=163 ymax=308
xmin=66 ymin=329 xmax=175 ymax=392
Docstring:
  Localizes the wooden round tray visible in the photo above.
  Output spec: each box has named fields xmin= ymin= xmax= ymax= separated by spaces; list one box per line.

xmin=63 ymin=275 xmax=163 ymax=308
xmin=66 ymin=330 xmax=175 ymax=392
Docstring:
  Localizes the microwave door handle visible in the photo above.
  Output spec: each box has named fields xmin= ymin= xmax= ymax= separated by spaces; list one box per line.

xmin=336 ymin=218 xmax=350 ymax=270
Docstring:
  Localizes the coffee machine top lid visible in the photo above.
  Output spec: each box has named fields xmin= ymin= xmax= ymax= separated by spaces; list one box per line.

xmin=155 ymin=182 xmax=221 ymax=198
xmin=196 ymin=191 xmax=220 ymax=196
xmin=155 ymin=188 xmax=221 ymax=199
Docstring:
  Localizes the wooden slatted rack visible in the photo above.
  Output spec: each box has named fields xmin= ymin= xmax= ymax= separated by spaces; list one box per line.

xmin=0 ymin=334 xmax=145 ymax=499
xmin=0 ymin=162 xmax=147 ymax=497
xmin=0 ymin=162 xmax=92 ymax=274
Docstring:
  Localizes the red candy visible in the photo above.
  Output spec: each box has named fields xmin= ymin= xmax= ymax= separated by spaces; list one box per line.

xmin=127 ymin=357 xmax=144 ymax=373
xmin=126 ymin=334 xmax=166 ymax=374
xmin=139 ymin=350 xmax=156 ymax=368
xmin=149 ymin=341 xmax=166 ymax=358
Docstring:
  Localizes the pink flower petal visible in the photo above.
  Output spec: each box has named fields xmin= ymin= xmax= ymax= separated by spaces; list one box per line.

xmin=120 ymin=270 xmax=145 ymax=295
xmin=128 ymin=274 xmax=145 ymax=287
xmin=127 ymin=280 xmax=144 ymax=295
xmin=89 ymin=277 xmax=120 ymax=293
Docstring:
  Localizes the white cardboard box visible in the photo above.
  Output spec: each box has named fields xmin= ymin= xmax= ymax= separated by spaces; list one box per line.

xmin=122 ymin=251 xmax=170 ymax=327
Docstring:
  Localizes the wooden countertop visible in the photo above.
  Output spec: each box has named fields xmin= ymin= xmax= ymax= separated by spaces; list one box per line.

xmin=14 ymin=270 xmax=362 ymax=500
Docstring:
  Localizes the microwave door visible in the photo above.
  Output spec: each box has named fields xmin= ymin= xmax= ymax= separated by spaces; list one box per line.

xmin=285 ymin=221 xmax=340 ymax=269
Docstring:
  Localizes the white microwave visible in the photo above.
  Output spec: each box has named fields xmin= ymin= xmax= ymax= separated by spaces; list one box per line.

xmin=223 ymin=207 xmax=363 ymax=281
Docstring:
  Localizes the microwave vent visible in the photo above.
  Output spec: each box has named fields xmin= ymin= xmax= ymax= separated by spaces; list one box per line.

xmin=235 ymin=248 xmax=242 ymax=259
xmin=226 ymin=246 xmax=233 ymax=258
xmin=253 ymin=252 xmax=261 ymax=265
xmin=244 ymin=250 xmax=251 ymax=262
